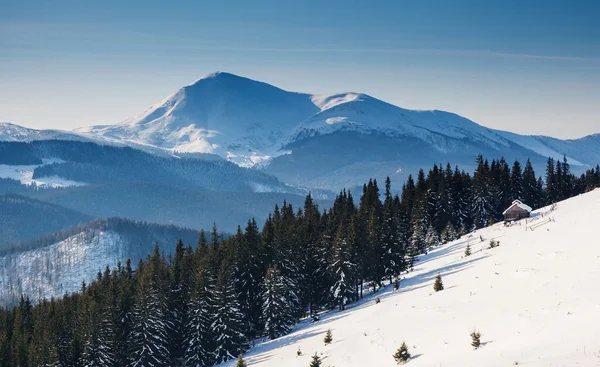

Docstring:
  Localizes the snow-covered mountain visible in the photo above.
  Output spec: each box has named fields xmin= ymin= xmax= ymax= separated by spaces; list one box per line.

xmin=3 ymin=72 xmax=600 ymax=190
xmin=0 ymin=122 xmax=87 ymax=142
xmin=75 ymin=72 xmax=321 ymax=167
xmin=223 ymin=188 xmax=600 ymax=367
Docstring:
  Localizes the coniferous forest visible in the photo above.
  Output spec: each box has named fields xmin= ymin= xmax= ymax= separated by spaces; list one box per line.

xmin=1 ymin=156 xmax=599 ymax=367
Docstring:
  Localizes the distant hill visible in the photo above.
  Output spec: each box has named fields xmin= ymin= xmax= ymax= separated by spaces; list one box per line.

xmin=25 ymin=182 xmax=329 ymax=232
xmin=0 ymin=194 xmax=92 ymax=248
xmin=0 ymin=217 xmax=200 ymax=306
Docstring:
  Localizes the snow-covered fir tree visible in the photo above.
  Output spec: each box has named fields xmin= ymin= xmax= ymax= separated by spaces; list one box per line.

xmin=128 ymin=248 xmax=172 ymax=367
xmin=81 ymin=305 xmax=116 ymax=367
xmin=262 ymin=265 xmax=294 ymax=339
xmin=330 ymin=224 xmax=356 ymax=310
xmin=472 ymin=155 xmax=493 ymax=229
xmin=425 ymin=225 xmax=440 ymax=249
xmin=212 ymin=269 xmax=248 ymax=364
xmin=184 ymin=270 xmax=216 ymax=367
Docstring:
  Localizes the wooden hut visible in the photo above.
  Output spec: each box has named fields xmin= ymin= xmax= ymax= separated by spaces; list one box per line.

xmin=502 ymin=200 xmax=532 ymax=222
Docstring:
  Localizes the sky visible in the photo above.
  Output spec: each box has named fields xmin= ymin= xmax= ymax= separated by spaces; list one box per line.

xmin=1 ymin=0 xmax=599 ymax=139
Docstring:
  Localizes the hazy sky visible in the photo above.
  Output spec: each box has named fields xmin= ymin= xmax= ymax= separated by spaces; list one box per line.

xmin=1 ymin=0 xmax=599 ymax=139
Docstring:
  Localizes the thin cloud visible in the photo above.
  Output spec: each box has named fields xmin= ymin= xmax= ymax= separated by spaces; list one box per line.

xmin=168 ymin=45 xmax=600 ymax=62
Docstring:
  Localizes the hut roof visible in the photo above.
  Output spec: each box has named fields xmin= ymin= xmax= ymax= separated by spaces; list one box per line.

xmin=502 ymin=200 xmax=533 ymax=215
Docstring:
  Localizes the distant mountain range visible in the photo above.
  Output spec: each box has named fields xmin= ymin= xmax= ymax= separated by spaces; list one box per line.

xmin=2 ymin=71 xmax=599 ymax=190
xmin=0 ymin=141 xmax=328 ymax=234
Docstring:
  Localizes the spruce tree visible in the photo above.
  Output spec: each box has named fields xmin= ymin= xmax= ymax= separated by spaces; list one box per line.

xmin=309 ymin=352 xmax=322 ymax=367
xmin=464 ymin=243 xmax=472 ymax=257
xmin=262 ymin=266 xmax=293 ymax=339
xmin=184 ymin=270 xmax=216 ymax=367
xmin=330 ymin=224 xmax=356 ymax=311
xmin=522 ymin=159 xmax=538 ymax=207
xmin=393 ymin=342 xmax=411 ymax=364
xmin=425 ymin=225 xmax=439 ymax=249
xmin=236 ymin=353 xmax=248 ymax=367
xmin=168 ymin=240 xmax=193 ymax=364
xmin=212 ymin=269 xmax=248 ymax=364
xmin=129 ymin=247 xmax=171 ymax=367
xmin=472 ymin=155 xmax=493 ymax=228
xmin=433 ymin=274 xmax=444 ymax=292
xmin=323 ymin=329 xmax=333 ymax=345
xmin=81 ymin=303 xmax=116 ymax=367
xmin=471 ymin=330 xmax=482 ymax=349
xmin=510 ymin=160 xmax=524 ymax=201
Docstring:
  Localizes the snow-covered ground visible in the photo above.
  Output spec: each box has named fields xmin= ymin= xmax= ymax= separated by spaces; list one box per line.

xmin=0 ymin=159 xmax=87 ymax=187
xmin=0 ymin=230 xmax=126 ymax=304
xmin=227 ymin=189 xmax=600 ymax=367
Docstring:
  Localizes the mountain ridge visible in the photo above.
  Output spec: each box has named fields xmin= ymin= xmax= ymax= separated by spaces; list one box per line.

xmin=2 ymin=72 xmax=599 ymax=190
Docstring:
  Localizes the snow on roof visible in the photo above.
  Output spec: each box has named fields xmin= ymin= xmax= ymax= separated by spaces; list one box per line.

xmin=502 ymin=199 xmax=533 ymax=214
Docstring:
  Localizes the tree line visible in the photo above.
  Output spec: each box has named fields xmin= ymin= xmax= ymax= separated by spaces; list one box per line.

xmin=1 ymin=155 xmax=599 ymax=366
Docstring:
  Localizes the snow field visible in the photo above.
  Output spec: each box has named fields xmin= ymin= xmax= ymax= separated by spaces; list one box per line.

xmin=226 ymin=189 xmax=600 ymax=367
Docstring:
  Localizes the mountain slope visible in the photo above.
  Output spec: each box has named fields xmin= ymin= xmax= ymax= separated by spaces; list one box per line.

xmin=77 ymin=72 xmax=321 ymax=167
xmin=0 ymin=140 xmax=303 ymax=194
xmin=0 ymin=218 xmax=200 ymax=306
xmin=225 ymin=189 xmax=600 ymax=367
xmin=0 ymin=122 xmax=87 ymax=143
xmin=24 ymin=183 xmax=330 ymax=232
xmin=0 ymin=194 xmax=92 ymax=248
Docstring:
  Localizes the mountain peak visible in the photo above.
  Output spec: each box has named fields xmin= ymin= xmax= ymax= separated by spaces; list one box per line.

xmin=186 ymin=71 xmax=260 ymax=88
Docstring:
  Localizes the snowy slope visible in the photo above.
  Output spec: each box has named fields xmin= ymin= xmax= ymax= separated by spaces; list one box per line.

xmin=0 ymin=230 xmax=127 ymax=304
xmin=492 ymin=130 xmax=585 ymax=165
xmin=0 ymin=158 xmax=87 ymax=187
xmin=0 ymin=218 xmax=200 ymax=305
xmin=293 ymin=93 xmax=508 ymax=151
xmin=76 ymin=72 xmax=321 ymax=167
xmin=226 ymin=189 xmax=600 ymax=367
xmin=0 ymin=122 xmax=88 ymax=142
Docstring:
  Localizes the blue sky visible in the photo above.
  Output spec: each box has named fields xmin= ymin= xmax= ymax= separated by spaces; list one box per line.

xmin=1 ymin=0 xmax=599 ymax=138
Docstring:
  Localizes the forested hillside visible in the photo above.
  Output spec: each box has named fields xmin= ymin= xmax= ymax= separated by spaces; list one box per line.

xmin=0 ymin=218 xmax=200 ymax=306
xmin=0 ymin=155 xmax=598 ymax=366
xmin=0 ymin=195 xmax=92 ymax=248
xmin=0 ymin=140 xmax=299 ymax=193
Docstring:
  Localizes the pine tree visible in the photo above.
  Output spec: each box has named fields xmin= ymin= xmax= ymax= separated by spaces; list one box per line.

xmin=233 ymin=219 xmax=264 ymax=340
xmin=464 ymin=243 xmax=472 ymax=257
xmin=522 ymin=159 xmax=538 ymax=207
xmin=425 ymin=225 xmax=439 ymax=249
xmin=323 ymin=329 xmax=333 ymax=345
xmin=393 ymin=342 xmax=411 ymax=364
xmin=472 ymin=155 xmax=493 ymax=228
xmin=330 ymin=224 xmax=356 ymax=311
xmin=433 ymin=274 xmax=444 ymax=292
xmin=212 ymin=269 xmax=248 ymax=364
xmin=236 ymin=353 xmax=248 ymax=367
xmin=309 ymin=352 xmax=322 ymax=367
xmin=510 ymin=160 xmax=524 ymax=201
xmin=471 ymin=330 xmax=482 ymax=349
xmin=184 ymin=270 xmax=216 ymax=367
xmin=262 ymin=266 xmax=294 ymax=339
xmin=129 ymin=247 xmax=171 ymax=367
xmin=545 ymin=158 xmax=557 ymax=204
xmin=168 ymin=240 xmax=193 ymax=364
xmin=81 ymin=303 xmax=116 ymax=367
xmin=441 ymin=222 xmax=457 ymax=244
